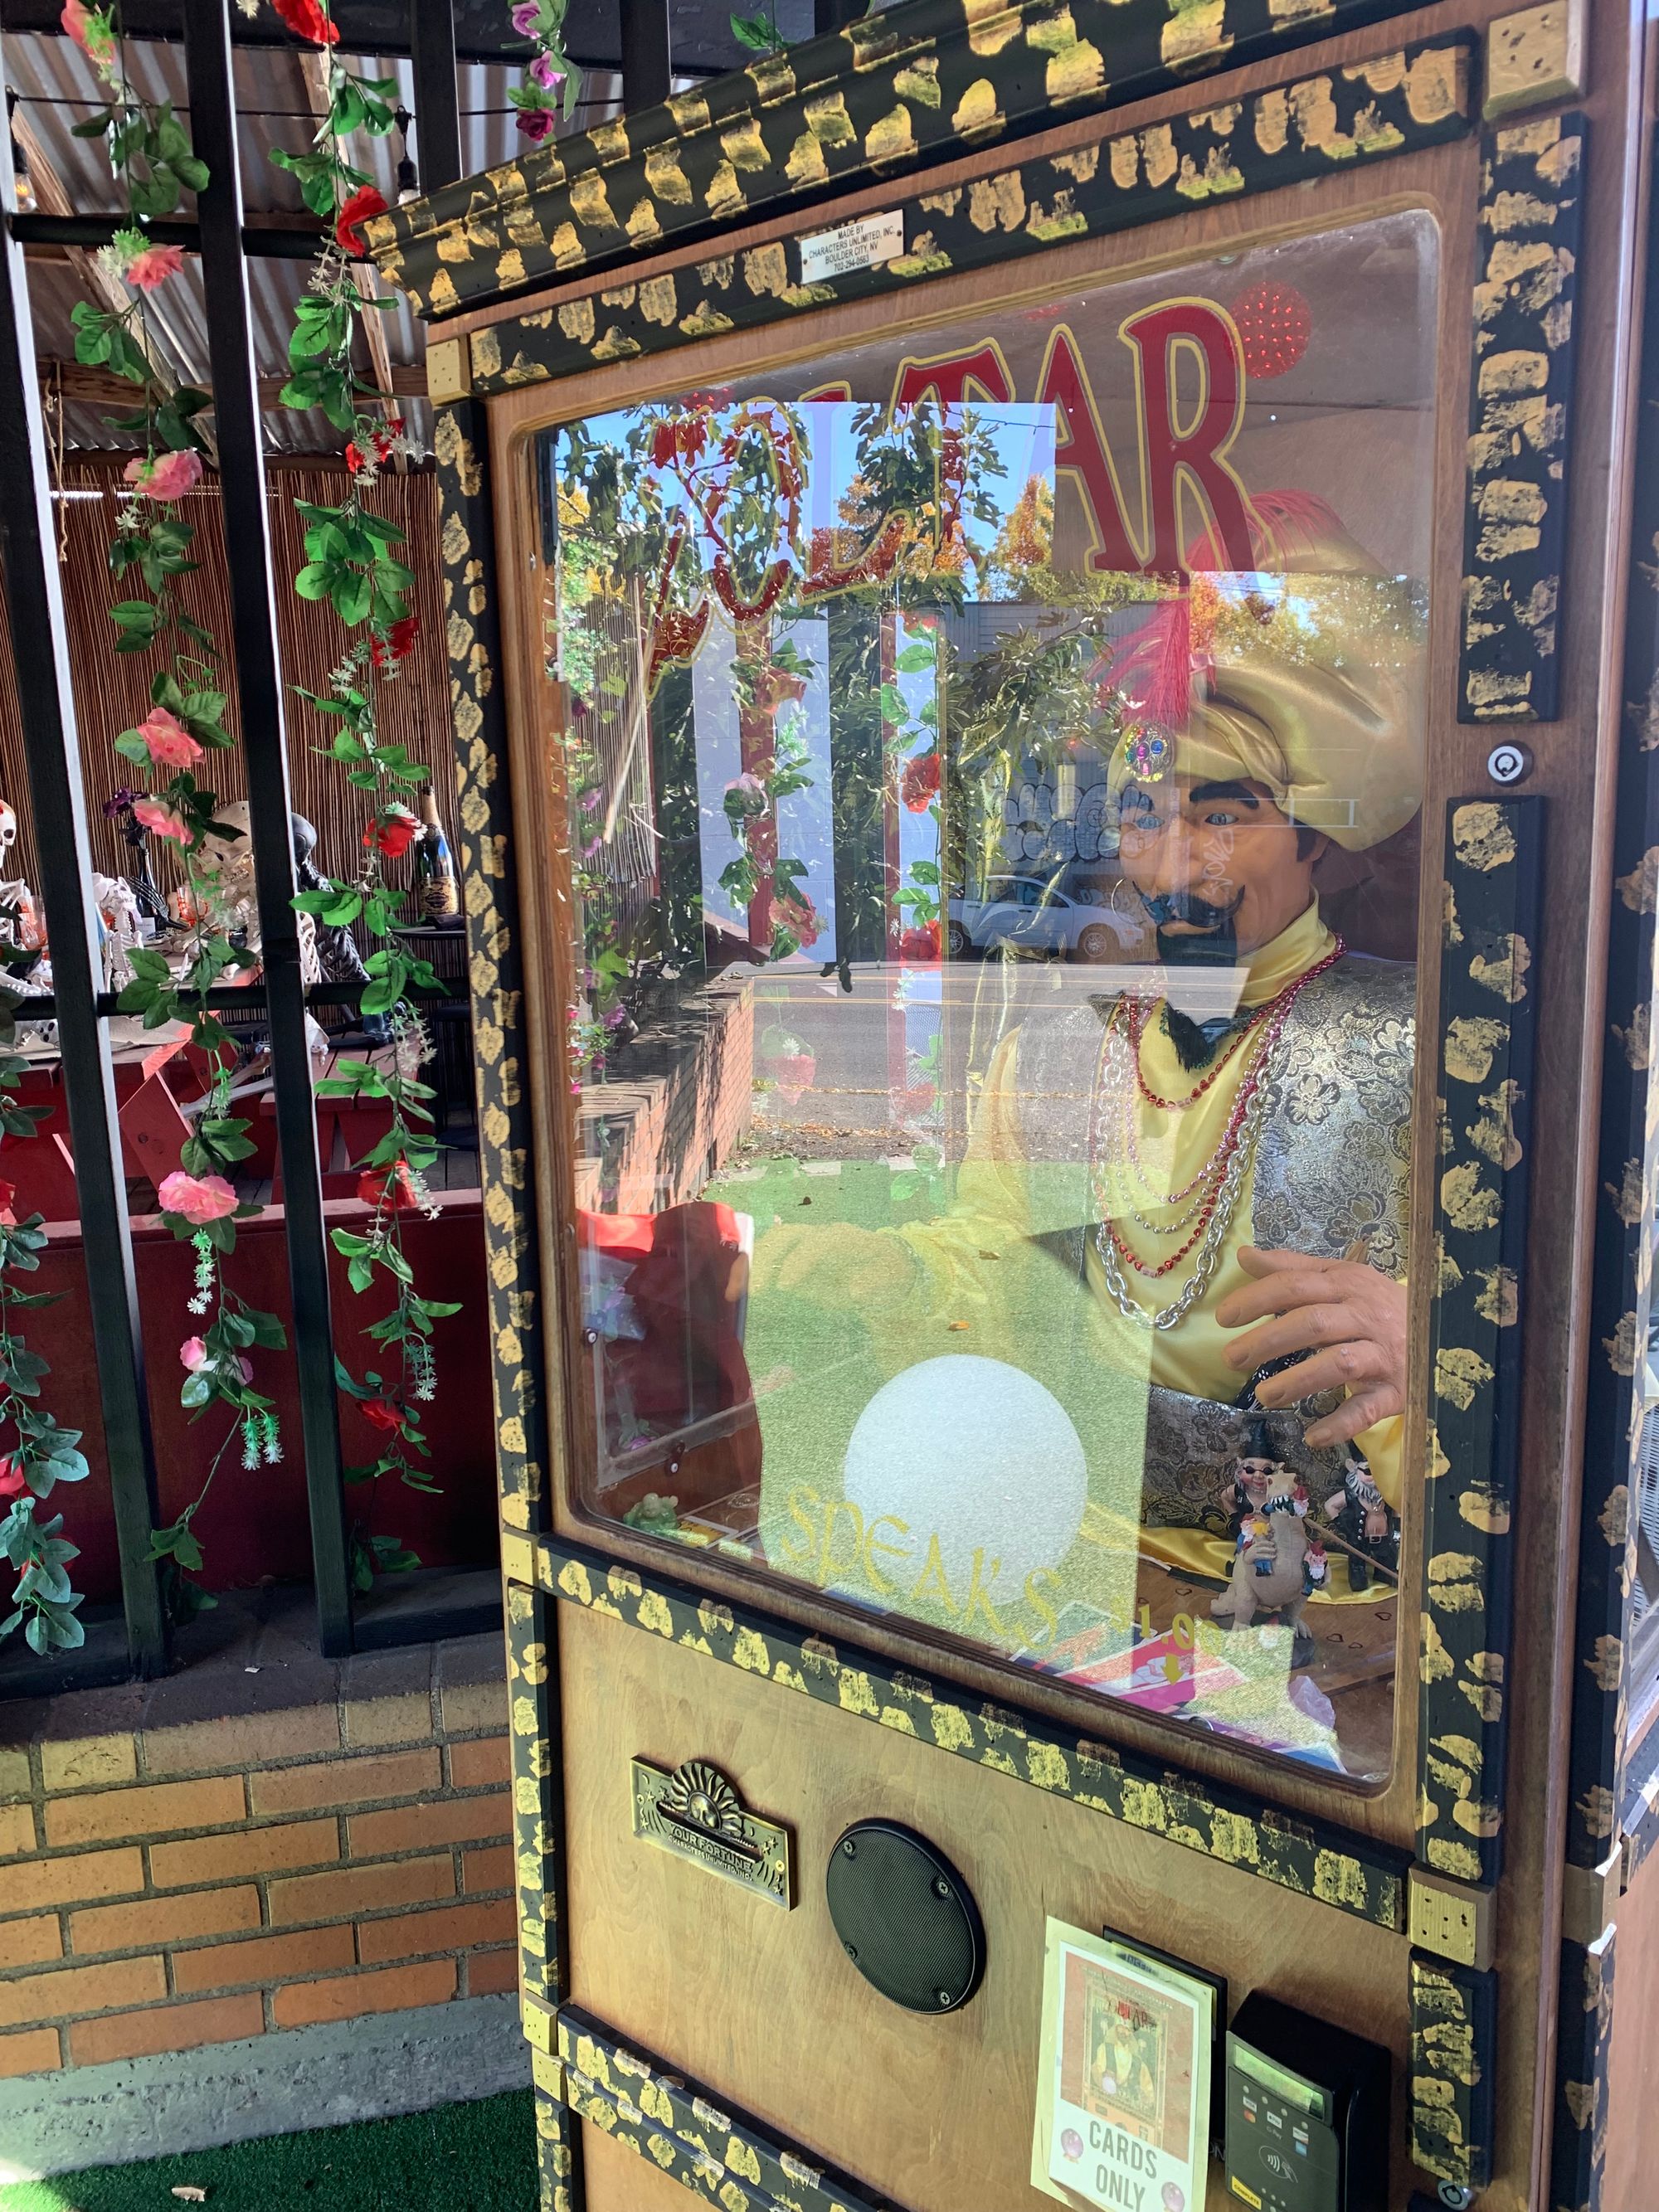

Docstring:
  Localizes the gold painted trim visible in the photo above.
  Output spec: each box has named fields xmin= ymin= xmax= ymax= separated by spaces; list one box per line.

xmin=1559 ymin=1845 xmax=1626 ymax=1948
xmin=427 ymin=334 xmax=473 ymax=402
xmin=1407 ymin=1868 xmax=1497 ymax=1970
xmin=531 ymin=2046 xmax=566 ymax=2101
xmin=501 ymin=1529 xmax=538 ymax=1587
xmin=522 ymin=1991 xmax=557 ymax=2052
xmin=1483 ymin=0 xmax=1585 ymax=119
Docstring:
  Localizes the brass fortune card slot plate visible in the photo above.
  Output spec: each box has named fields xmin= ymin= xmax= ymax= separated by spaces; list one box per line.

xmin=630 ymin=1758 xmax=794 ymax=1908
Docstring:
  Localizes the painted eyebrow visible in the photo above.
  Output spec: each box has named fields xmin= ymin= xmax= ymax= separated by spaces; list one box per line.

xmin=1188 ymin=780 xmax=1260 ymax=808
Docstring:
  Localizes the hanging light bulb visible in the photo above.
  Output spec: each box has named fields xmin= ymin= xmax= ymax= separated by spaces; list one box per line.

xmin=393 ymin=104 xmax=419 ymax=203
xmin=7 ymin=92 xmax=34 ymax=215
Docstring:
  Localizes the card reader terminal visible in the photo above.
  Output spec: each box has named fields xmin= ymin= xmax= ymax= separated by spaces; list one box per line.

xmin=1224 ymin=1991 xmax=1389 ymax=2212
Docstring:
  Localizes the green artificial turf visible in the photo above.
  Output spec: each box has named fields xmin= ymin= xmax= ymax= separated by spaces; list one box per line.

xmin=0 ymin=2089 xmax=537 ymax=2212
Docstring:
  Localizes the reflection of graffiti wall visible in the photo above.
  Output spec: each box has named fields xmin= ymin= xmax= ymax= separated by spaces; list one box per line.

xmin=1001 ymin=762 xmax=1112 ymax=870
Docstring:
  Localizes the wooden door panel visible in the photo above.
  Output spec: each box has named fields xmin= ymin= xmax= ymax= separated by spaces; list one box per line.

xmin=562 ymin=1600 xmax=1410 ymax=2210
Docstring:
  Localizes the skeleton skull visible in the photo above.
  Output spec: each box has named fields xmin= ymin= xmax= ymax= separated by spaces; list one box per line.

xmin=0 ymin=802 xmax=17 ymax=870
xmin=195 ymin=800 xmax=255 ymax=897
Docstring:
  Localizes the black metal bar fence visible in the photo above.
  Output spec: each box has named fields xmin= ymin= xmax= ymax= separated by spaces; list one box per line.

xmin=183 ymin=0 xmax=355 ymax=1658
xmin=0 ymin=0 xmax=521 ymax=1690
xmin=0 ymin=101 xmax=170 ymax=1680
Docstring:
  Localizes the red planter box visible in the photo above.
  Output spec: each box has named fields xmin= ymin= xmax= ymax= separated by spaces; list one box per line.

xmin=25 ymin=1192 xmax=499 ymax=1603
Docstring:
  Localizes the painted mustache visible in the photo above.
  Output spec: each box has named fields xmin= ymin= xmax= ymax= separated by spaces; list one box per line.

xmin=1137 ymin=888 xmax=1242 ymax=931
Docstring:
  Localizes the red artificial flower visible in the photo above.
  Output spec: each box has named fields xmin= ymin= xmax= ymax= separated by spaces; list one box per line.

xmin=0 ymin=1181 xmax=17 ymax=1228
xmin=358 ymin=1160 xmax=419 ymax=1211
xmin=0 ymin=1455 xmax=27 ymax=1501
xmin=344 ymin=440 xmax=366 ymax=476
xmin=371 ymin=615 xmax=421 ymax=669
xmin=516 ymin=107 xmax=557 ymax=143
xmin=363 ymin=807 xmax=421 ymax=861
xmin=362 ymin=1398 xmax=410 ymax=1436
xmin=901 ymin=751 xmax=941 ymax=812
xmin=898 ymin=920 xmax=941 ymax=964
xmin=271 ymin=0 xmax=340 ymax=45
xmin=334 ymin=184 xmax=387 ymax=253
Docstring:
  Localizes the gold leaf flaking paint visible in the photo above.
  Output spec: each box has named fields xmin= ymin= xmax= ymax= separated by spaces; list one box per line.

xmin=567 ymin=173 xmax=619 ymax=232
xmin=786 ymin=129 xmax=829 ymax=186
xmin=732 ymin=1627 xmax=771 ymax=1674
xmin=1444 ymin=1014 xmax=1508 ymax=1084
xmin=1440 ymin=1160 xmax=1500 ymax=1233
xmin=743 ymin=242 xmax=789 ymax=297
xmin=643 ymin=145 xmax=693 ymax=205
xmin=1253 ymin=87 xmax=1289 ymax=158
xmin=865 ymin=106 xmax=918 ymax=165
xmin=1468 ymin=1079 xmax=1523 ymax=1171
xmin=639 ymin=275 xmax=677 ymax=328
xmin=1586 ymin=1635 xmax=1623 ymax=1691
xmin=1472 ymin=1266 xmax=1518 ymax=1326
xmin=930 ymin=1703 xmax=974 ymax=1751
xmin=1470 ymin=933 xmax=1531 ymax=1004
xmin=1426 ymin=1836 xmax=1485 ymax=1881
xmin=1598 ymin=1482 xmax=1630 ymax=1548
xmin=968 ymin=171 xmax=1026 ymax=232
xmin=893 ymin=55 xmax=941 ymax=106
xmin=1163 ymin=0 xmax=1228 ymax=68
xmin=965 ymin=0 xmax=1022 ymax=55
xmin=1457 ymin=1485 xmax=1511 ymax=1534
xmin=1141 ymin=124 xmax=1176 ymax=188
xmin=705 ymin=161 xmax=747 ymax=220
xmin=1428 ymin=1552 xmax=1486 ymax=1615
xmin=1452 ymin=803 xmax=1518 ymax=873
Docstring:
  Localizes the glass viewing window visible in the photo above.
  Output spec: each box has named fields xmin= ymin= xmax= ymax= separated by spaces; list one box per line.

xmin=537 ymin=209 xmax=1439 ymax=1787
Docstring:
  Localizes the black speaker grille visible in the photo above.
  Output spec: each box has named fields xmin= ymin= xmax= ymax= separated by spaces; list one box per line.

xmin=825 ymin=1821 xmax=985 ymax=2013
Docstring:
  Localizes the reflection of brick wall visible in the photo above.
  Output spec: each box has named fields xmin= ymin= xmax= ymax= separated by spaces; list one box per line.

xmin=575 ymin=975 xmax=754 ymax=1214
xmin=0 ymin=1636 xmax=513 ymax=2080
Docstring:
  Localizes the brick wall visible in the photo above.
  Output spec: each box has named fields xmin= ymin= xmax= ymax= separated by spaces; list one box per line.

xmin=0 ymin=1633 xmax=517 ymax=2080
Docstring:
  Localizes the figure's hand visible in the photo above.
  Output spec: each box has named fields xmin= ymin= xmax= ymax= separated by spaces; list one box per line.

xmin=1215 ymin=1247 xmax=1407 ymax=1450
xmin=747 ymin=1220 xmax=916 ymax=1311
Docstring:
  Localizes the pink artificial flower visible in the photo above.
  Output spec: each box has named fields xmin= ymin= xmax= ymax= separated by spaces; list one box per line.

xmin=157 ymin=1170 xmax=238 ymax=1225
xmin=126 ymin=244 xmax=185 ymax=293
xmin=124 ymin=448 xmax=203 ymax=503
xmin=61 ymin=0 xmax=115 ymax=64
xmin=510 ymin=0 xmax=542 ymax=30
xmin=528 ymin=51 xmax=564 ymax=89
xmin=516 ymin=107 xmax=557 ymax=143
xmin=134 ymin=707 xmax=202 ymax=769
xmin=180 ymin=1337 xmax=210 ymax=1372
xmin=132 ymin=795 xmax=192 ymax=846
xmin=0 ymin=1456 xmax=28 ymax=1501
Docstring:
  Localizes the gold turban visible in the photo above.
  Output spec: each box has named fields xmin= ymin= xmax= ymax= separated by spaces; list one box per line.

xmin=1103 ymin=494 xmax=1425 ymax=853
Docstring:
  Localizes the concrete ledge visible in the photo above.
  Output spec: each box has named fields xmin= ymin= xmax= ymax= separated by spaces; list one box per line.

xmin=0 ymin=1991 xmax=530 ymax=2180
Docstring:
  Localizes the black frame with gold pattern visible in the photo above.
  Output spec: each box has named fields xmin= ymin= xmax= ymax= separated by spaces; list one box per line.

xmin=385 ymin=0 xmax=1655 ymax=2203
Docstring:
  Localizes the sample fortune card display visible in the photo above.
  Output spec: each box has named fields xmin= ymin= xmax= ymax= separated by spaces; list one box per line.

xmin=1034 ymin=1919 xmax=1215 ymax=2212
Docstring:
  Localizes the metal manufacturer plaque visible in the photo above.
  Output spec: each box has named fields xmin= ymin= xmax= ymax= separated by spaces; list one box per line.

xmin=630 ymin=1758 xmax=793 ymax=1908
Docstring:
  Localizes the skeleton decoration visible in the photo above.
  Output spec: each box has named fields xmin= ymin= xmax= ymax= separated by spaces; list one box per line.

xmin=0 ymin=799 xmax=44 ymax=965
xmin=91 ymin=874 xmax=143 ymax=991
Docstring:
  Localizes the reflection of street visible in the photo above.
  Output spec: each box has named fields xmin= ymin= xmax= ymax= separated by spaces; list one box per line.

xmin=746 ymin=960 xmax=1145 ymax=1158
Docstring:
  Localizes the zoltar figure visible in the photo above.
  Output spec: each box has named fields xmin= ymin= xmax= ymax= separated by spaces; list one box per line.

xmin=752 ymin=494 xmax=1423 ymax=1734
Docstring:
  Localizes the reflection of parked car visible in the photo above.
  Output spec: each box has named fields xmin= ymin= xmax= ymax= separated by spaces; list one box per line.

xmin=946 ymin=873 xmax=1143 ymax=960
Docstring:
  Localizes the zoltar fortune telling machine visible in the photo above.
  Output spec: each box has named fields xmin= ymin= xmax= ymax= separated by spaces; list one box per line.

xmin=367 ymin=0 xmax=1659 ymax=2203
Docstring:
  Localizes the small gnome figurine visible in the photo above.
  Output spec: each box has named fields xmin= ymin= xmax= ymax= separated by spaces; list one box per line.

xmin=1322 ymin=1446 xmax=1399 ymax=1592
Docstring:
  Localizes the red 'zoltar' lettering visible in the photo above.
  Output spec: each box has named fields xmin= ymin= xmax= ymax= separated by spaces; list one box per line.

xmin=1119 ymin=299 xmax=1256 ymax=576
xmin=1033 ymin=325 xmax=1141 ymax=575
xmin=890 ymin=343 xmax=1013 ymax=409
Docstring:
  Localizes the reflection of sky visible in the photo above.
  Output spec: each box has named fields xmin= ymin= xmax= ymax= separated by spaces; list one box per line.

xmin=552 ymin=401 xmax=1058 ymax=596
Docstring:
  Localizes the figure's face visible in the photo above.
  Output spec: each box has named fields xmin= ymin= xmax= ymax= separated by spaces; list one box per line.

xmin=1116 ymin=775 xmax=1324 ymax=956
xmin=1237 ymin=1457 xmax=1276 ymax=1504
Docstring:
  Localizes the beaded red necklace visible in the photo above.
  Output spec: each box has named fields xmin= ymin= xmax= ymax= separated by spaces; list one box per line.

xmin=1087 ymin=938 xmax=1345 ymax=1326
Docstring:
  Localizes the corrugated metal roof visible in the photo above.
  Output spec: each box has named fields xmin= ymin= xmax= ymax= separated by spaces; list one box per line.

xmin=0 ymin=27 xmax=640 ymax=451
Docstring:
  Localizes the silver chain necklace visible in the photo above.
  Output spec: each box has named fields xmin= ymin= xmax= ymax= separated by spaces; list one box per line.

xmin=1092 ymin=1049 xmax=1279 ymax=1330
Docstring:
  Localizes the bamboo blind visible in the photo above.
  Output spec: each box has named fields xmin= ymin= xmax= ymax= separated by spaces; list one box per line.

xmin=0 ymin=458 xmax=460 ymax=899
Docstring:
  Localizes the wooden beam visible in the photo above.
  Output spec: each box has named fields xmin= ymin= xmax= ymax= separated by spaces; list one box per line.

xmin=11 ymin=108 xmax=184 ymax=395
xmin=36 ymin=357 xmax=430 ymax=411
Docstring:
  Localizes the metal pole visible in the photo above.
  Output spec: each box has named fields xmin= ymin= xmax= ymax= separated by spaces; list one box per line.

xmin=409 ymin=1 xmax=464 ymax=194
xmin=183 ymin=0 xmax=354 ymax=1655
xmin=619 ymin=0 xmax=671 ymax=114
xmin=0 ymin=104 xmax=168 ymax=1675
